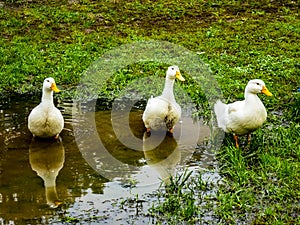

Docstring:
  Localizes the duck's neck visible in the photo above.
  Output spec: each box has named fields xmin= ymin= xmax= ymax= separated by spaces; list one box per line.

xmin=244 ymin=91 xmax=267 ymax=122
xmin=161 ymin=77 xmax=175 ymax=101
xmin=244 ymin=91 xmax=262 ymax=106
xmin=42 ymin=89 xmax=54 ymax=106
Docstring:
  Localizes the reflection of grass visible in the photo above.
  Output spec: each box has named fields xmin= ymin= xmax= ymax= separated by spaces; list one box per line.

xmin=1 ymin=0 xmax=300 ymax=224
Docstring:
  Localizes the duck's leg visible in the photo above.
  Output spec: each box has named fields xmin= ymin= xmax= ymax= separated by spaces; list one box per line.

xmin=167 ymin=128 xmax=174 ymax=137
xmin=53 ymin=200 xmax=63 ymax=208
xmin=233 ymin=134 xmax=239 ymax=148
xmin=54 ymin=134 xmax=62 ymax=142
xmin=247 ymin=133 xmax=251 ymax=145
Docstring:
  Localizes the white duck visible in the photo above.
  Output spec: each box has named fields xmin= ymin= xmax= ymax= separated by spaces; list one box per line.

xmin=214 ymin=79 xmax=272 ymax=148
xmin=142 ymin=65 xmax=185 ymax=133
xmin=28 ymin=77 xmax=64 ymax=139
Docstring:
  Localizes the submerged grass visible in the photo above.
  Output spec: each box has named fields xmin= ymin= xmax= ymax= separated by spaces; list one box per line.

xmin=149 ymin=170 xmax=219 ymax=224
xmin=1 ymin=0 xmax=300 ymax=224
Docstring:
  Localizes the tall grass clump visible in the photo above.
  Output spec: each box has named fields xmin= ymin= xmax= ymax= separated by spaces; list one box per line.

xmin=216 ymin=123 xmax=300 ymax=224
xmin=149 ymin=170 xmax=220 ymax=224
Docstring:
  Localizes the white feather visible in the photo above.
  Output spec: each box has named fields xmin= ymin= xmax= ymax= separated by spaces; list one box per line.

xmin=142 ymin=66 xmax=184 ymax=132
xmin=28 ymin=77 xmax=64 ymax=138
xmin=214 ymin=79 xmax=272 ymax=136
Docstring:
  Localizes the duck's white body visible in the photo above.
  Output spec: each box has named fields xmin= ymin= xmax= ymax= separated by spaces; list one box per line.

xmin=214 ymin=79 xmax=272 ymax=147
xmin=215 ymin=95 xmax=267 ymax=136
xmin=28 ymin=78 xmax=64 ymax=138
xmin=142 ymin=66 xmax=185 ymax=133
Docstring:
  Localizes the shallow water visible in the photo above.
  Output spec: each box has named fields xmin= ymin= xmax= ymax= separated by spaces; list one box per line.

xmin=0 ymin=96 xmax=218 ymax=224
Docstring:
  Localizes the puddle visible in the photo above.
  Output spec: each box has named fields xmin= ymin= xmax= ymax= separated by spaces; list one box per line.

xmin=0 ymin=96 xmax=219 ymax=224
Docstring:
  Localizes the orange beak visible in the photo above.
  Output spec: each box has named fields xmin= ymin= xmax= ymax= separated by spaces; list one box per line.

xmin=51 ymin=83 xmax=60 ymax=93
xmin=175 ymin=71 xmax=185 ymax=81
xmin=261 ymin=86 xmax=272 ymax=96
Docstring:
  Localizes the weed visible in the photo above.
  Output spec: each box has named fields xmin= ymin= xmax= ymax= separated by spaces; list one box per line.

xmin=150 ymin=170 xmax=199 ymax=223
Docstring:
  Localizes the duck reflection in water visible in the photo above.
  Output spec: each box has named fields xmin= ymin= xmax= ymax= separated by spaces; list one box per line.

xmin=143 ymin=131 xmax=180 ymax=184
xmin=29 ymin=138 xmax=65 ymax=208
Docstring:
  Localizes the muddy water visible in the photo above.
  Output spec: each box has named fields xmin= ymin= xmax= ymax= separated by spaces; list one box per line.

xmin=0 ymin=96 xmax=217 ymax=224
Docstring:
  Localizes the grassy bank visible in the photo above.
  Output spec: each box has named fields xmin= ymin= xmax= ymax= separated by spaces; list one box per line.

xmin=1 ymin=0 xmax=299 ymax=224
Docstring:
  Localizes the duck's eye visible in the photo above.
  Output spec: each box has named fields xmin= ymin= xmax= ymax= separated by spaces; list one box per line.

xmin=256 ymin=83 xmax=260 ymax=85
xmin=171 ymin=67 xmax=174 ymax=70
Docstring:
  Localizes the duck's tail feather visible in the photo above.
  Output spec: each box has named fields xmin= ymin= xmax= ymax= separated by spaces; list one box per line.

xmin=214 ymin=100 xmax=227 ymax=131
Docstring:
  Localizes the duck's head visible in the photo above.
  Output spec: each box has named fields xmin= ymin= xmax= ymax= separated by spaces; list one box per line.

xmin=166 ymin=65 xmax=185 ymax=81
xmin=246 ymin=79 xmax=272 ymax=96
xmin=43 ymin=77 xmax=60 ymax=93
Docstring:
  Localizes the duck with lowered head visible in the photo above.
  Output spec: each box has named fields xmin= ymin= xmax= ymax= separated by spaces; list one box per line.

xmin=214 ymin=79 xmax=272 ymax=148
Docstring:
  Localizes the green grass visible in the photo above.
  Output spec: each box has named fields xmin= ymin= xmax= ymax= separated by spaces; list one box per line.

xmin=149 ymin=170 xmax=217 ymax=224
xmin=1 ymin=0 xmax=300 ymax=224
xmin=216 ymin=123 xmax=300 ymax=224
